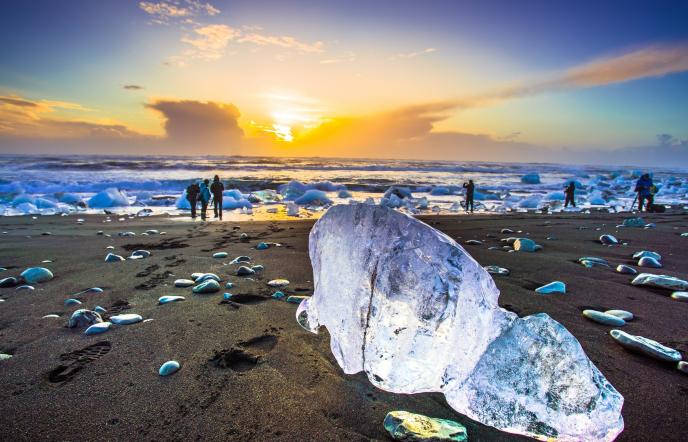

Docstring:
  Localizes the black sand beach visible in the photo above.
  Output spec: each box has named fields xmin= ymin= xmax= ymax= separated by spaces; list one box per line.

xmin=0 ymin=212 xmax=686 ymax=441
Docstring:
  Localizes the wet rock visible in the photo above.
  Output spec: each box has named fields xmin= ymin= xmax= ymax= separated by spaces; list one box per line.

xmin=68 ymin=309 xmax=103 ymax=328
xmin=159 ymin=360 xmax=180 ymax=376
xmin=671 ymin=292 xmax=688 ymax=302
xmin=622 ymin=217 xmax=645 ymax=228
xmin=583 ymin=310 xmax=625 ymax=326
xmin=256 ymin=242 xmax=269 ymax=250
xmin=599 ymin=234 xmax=619 ymax=245
xmin=105 ymin=253 xmax=125 ymax=262
xmin=484 ymin=266 xmax=509 ymax=276
xmin=85 ymin=322 xmax=112 ymax=335
xmin=633 ymin=251 xmax=661 ymax=261
xmin=513 ymin=238 xmax=537 ymax=252
xmin=195 ymin=273 xmax=221 ymax=283
xmin=131 ymin=250 xmax=151 ymax=259
xmin=0 ymin=277 xmax=18 ymax=288
xmin=631 ymin=273 xmax=688 ymax=291
xmin=110 ymin=313 xmax=143 ymax=325
xmin=610 ymin=329 xmax=681 ymax=362
xmin=159 ymin=295 xmax=185 ymax=304
xmin=174 ymin=279 xmax=195 ymax=288
xmin=251 ymin=265 xmax=264 ymax=273
xmin=383 ymin=411 xmax=467 ymax=442
xmin=616 ymin=265 xmax=637 ymax=275
xmin=535 ymin=281 xmax=566 ymax=294
xmin=95 ymin=306 xmax=107 ymax=314
xmin=236 ymin=266 xmax=255 ymax=276
xmin=605 ymin=310 xmax=634 ymax=321
xmin=20 ymin=267 xmax=54 ymax=283
xmin=193 ymin=279 xmax=221 ymax=294
xmin=267 ymin=279 xmax=290 ymax=287
xmin=638 ymin=256 xmax=662 ymax=268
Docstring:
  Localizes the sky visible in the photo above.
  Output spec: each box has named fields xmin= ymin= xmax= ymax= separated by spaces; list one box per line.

xmin=1 ymin=0 xmax=687 ymax=166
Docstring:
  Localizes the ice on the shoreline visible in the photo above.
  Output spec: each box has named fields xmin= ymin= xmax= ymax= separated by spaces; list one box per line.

xmin=88 ymin=188 xmax=129 ymax=208
xmin=299 ymin=204 xmax=624 ymax=441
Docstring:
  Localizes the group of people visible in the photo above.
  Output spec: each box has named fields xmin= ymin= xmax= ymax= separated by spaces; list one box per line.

xmin=185 ymin=175 xmax=225 ymax=220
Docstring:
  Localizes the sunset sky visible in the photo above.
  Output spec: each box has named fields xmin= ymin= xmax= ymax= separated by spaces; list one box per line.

xmin=1 ymin=0 xmax=687 ymax=165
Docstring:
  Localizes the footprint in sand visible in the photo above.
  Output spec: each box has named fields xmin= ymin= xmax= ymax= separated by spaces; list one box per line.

xmin=47 ymin=341 xmax=111 ymax=385
xmin=209 ymin=334 xmax=279 ymax=372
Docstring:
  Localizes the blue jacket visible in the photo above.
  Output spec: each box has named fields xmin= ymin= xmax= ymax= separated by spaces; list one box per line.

xmin=200 ymin=183 xmax=211 ymax=203
xmin=635 ymin=176 xmax=652 ymax=197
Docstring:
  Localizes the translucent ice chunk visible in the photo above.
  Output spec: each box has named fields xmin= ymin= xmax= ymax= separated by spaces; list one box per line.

xmin=298 ymin=204 xmax=624 ymax=441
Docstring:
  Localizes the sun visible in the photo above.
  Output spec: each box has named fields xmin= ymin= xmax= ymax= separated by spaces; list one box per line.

xmin=271 ymin=123 xmax=294 ymax=142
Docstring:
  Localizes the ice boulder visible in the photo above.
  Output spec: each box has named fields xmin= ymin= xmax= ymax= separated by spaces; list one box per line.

xmin=88 ymin=188 xmax=129 ymax=208
xmin=520 ymin=173 xmax=541 ymax=184
xmin=297 ymin=204 xmax=623 ymax=441
xmin=294 ymin=190 xmax=332 ymax=206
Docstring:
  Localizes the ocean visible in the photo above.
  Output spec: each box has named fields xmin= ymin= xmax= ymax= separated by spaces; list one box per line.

xmin=1 ymin=155 xmax=687 ymax=219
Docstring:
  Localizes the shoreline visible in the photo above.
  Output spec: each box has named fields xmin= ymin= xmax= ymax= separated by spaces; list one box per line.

xmin=0 ymin=211 xmax=686 ymax=441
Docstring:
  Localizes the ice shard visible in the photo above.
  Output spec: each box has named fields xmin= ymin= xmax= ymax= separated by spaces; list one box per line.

xmin=297 ymin=204 xmax=624 ymax=441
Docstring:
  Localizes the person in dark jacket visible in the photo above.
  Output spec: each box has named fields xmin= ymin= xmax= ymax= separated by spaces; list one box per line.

xmin=635 ymin=174 xmax=653 ymax=212
xmin=463 ymin=180 xmax=475 ymax=213
xmin=564 ymin=181 xmax=576 ymax=208
xmin=210 ymin=175 xmax=225 ymax=220
xmin=186 ymin=182 xmax=200 ymax=219
xmin=199 ymin=179 xmax=211 ymax=220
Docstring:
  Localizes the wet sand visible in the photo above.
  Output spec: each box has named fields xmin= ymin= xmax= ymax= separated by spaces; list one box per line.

xmin=0 ymin=211 xmax=686 ymax=441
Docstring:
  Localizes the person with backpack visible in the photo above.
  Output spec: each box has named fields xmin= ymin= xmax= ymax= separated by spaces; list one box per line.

xmin=199 ymin=179 xmax=211 ymax=220
xmin=186 ymin=182 xmax=200 ymax=219
xmin=210 ymin=175 xmax=225 ymax=220
xmin=463 ymin=179 xmax=475 ymax=213
xmin=634 ymin=173 xmax=654 ymax=212
xmin=564 ymin=181 xmax=576 ymax=208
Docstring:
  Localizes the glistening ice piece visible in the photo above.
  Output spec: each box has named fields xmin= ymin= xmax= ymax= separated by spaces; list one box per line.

xmin=296 ymin=204 xmax=623 ymax=441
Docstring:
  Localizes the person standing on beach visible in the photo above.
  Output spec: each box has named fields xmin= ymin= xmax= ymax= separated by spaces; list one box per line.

xmin=199 ymin=179 xmax=211 ymax=220
xmin=186 ymin=182 xmax=200 ymax=219
xmin=210 ymin=175 xmax=225 ymax=220
xmin=463 ymin=179 xmax=475 ymax=213
xmin=634 ymin=173 xmax=653 ymax=212
xmin=564 ymin=181 xmax=576 ymax=208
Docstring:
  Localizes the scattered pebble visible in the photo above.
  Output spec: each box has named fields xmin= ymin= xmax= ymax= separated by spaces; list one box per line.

xmin=671 ymin=292 xmax=688 ymax=302
xmin=605 ymin=310 xmax=634 ymax=321
xmin=194 ymin=273 xmax=221 ymax=283
xmin=159 ymin=360 xmax=181 ymax=376
xmin=256 ymin=242 xmax=269 ymax=250
xmin=158 ymin=295 xmax=186 ymax=304
xmin=287 ymin=295 xmax=309 ymax=304
xmin=615 ymin=264 xmax=637 ymax=275
xmin=383 ymin=410 xmax=467 ymax=442
xmin=110 ymin=313 xmax=143 ymax=325
xmin=174 ymin=279 xmax=195 ymax=288
xmin=105 ymin=253 xmax=125 ymax=262
xmin=484 ymin=265 xmax=509 ymax=276
xmin=236 ymin=266 xmax=255 ymax=276
xmin=599 ymin=234 xmax=619 ymax=245
xmin=20 ymin=267 xmax=53 ymax=283
xmin=610 ymin=329 xmax=681 ymax=362
xmin=500 ymin=228 xmax=514 ymax=234
xmin=231 ymin=256 xmax=251 ymax=264
xmin=16 ymin=285 xmax=34 ymax=291
xmin=0 ymin=277 xmax=18 ymax=288
xmin=225 ymin=282 xmax=234 ymax=289
xmin=130 ymin=250 xmax=151 ymax=259
xmin=64 ymin=298 xmax=82 ymax=306
xmin=535 ymin=281 xmax=566 ymax=294
xmin=632 ymin=251 xmax=661 ymax=261
xmin=213 ymin=252 xmax=228 ymax=259
xmin=631 ymin=274 xmax=688 ymax=291
xmin=678 ymin=361 xmax=688 ymax=375
xmin=464 ymin=240 xmax=482 ymax=245
xmin=267 ymin=279 xmax=290 ymax=287
xmin=42 ymin=314 xmax=60 ymax=319
xmin=0 ymin=353 xmax=13 ymax=361
xmin=638 ymin=256 xmax=662 ymax=268
xmin=68 ymin=309 xmax=103 ymax=328
xmin=513 ymin=238 xmax=537 ymax=252
xmin=94 ymin=306 xmax=107 ymax=314
xmin=193 ymin=279 xmax=221 ymax=294
xmin=85 ymin=322 xmax=112 ymax=335
xmin=583 ymin=310 xmax=625 ymax=326
xmin=272 ymin=291 xmax=286 ymax=299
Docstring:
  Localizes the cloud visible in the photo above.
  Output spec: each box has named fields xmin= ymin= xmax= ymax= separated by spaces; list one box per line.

xmin=237 ymin=33 xmax=325 ymax=53
xmin=146 ymin=99 xmax=244 ymax=150
xmin=449 ymin=43 xmax=688 ymax=110
xmin=388 ymin=47 xmax=437 ymax=61
xmin=320 ymin=51 xmax=356 ymax=64
xmin=139 ymin=2 xmax=191 ymax=20
xmin=138 ymin=1 xmax=219 ymax=23
xmin=123 ymin=84 xmax=144 ymax=91
xmin=179 ymin=24 xmax=239 ymax=60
